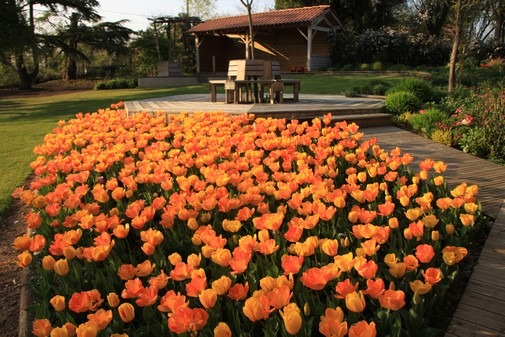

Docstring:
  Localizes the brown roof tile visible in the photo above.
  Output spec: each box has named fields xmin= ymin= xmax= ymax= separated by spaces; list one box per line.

xmin=189 ymin=5 xmax=332 ymax=33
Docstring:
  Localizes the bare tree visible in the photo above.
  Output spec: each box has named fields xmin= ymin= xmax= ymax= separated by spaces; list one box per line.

xmin=240 ymin=0 xmax=255 ymax=59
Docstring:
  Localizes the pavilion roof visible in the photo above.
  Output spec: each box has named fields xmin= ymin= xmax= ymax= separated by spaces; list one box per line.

xmin=188 ymin=5 xmax=335 ymax=34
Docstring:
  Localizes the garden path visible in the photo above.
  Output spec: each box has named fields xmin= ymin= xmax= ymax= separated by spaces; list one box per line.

xmin=364 ymin=126 xmax=505 ymax=337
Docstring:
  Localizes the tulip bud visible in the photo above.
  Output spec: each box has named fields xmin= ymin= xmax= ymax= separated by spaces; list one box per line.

xmin=214 ymin=322 xmax=232 ymax=337
xmin=403 ymin=228 xmax=413 ymax=240
xmin=431 ymin=230 xmax=440 ymax=241
xmin=54 ymin=259 xmax=69 ymax=276
xmin=446 ymin=224 xmax=455 ymax=235
xmin=187 ymin=218 xmax=199 ymax=230
xmin=50 ymin=295 xmax=66 ymax=312
xmin=199 ymin=288 xmax=218 ymax=309
xmin=118 ymin=303 xmax=135 ymax=323
xmin=63 ymin=246 xmax=77 ymax=260
xmin=42 ymin=255 xmax=56 ymax=271
xmin=303 ymin=303 xmax=310 ymax=316
xmin=107 ymin=293 xmax=120 ymax=308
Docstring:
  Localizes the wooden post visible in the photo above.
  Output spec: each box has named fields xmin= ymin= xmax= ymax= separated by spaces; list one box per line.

xmin=195 ymin=35 xmax=200 ymax=73
xmin=212 ymin=56 xmax=216 ymax=74
xmin=307 ymin=26 xmax=313 ymax=72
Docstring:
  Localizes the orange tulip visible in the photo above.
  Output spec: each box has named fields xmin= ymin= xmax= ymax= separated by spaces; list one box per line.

xmin=87 ymin=309 xmax=112 ymax=331
xmin=227 ymin=282 xmax=249 ymax=301
xmin=186 ymin=276 xmax=207 ymax=297
xmin=107 ymin=293 xmax=120 ymax=308
xmin=75 ymin=322 xmax=97 ymax=337
xmin=319 ymin=307 xmax=348 ymax=337
xmin=415 ymin=244 xmax=435 ymax=263
xmin=335 ymin=278 xmax=359 ymax=299
xmin=157 ymin=290 xmax=189 ymax=313
xmin=378 ymin=289 xmax=405 ymax=311
xmin=460 ymin=213 xmax=475 ymax=226
xmin=135 ymin=286 xmax=158 ymax=307
xmin=243 ymin=292 xmax=272 ymax=321
xmin=345 ymin=291 xmax=366 ymax=313
xmin=442 ymin=246 xmax=468 ymax=265
xmin=50 ymin=295 xmax=66 ymax=312
xmin=281 ymin=254 xmax=304 ymax=275
xmin=211 ymin=275 xmax=232 ymax=295
xmin=17 ymin=250 xmax=32 ymax=267
xmin=363 ymin=278 xmax=385 ymax=299
xmin=349 ymin=320 xmax=377 ymax=337
xmin=168 ymin=307 xmax=209 ymax=334
xmin=53 ymin=258 xmax=69 ymax=276
xmin=280 ymin=303 xmax=302 ymax=335
xmin=211 ymin=248 xmax=232 ymax=267
xmin=389 ymin=262 xmax=406 ymax=278
xmin=50 ymin=327 xmax=69 ymax=337
xmin=267 ymin=285 xmax=292 ymax=309
xmin=409 ymin=280 xmax=432 ymax=295
xmin=214 ymin=322 xmax=232 ymax=337
xmin=300 ymin=267 xmax=330 ymax=290
xmin=334 ymin=252 xmax=354 ymax=272
xmin=42 ymin=255 xmax=56 ymax=271
xmin=33 ymin=319 xmax=52 ymax=337
xmin=199 ymin=288 xmax=218 ymax=309
xmin=118 ymin=303 xmax=135 ymax=323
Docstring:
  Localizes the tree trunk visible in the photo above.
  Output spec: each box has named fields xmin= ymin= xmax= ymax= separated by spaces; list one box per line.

xmin=67 ymin=58 xmax=77 ymax=80
xmin=247 ymin=8 xmax=255 ymax=60
xmin=448 ymin=1 xmax=463 ymax=94
xmin=15 ymin=54 xmax=37 ymax=90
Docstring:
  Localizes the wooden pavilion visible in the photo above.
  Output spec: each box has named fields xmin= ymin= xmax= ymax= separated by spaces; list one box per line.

xmin=188 ymin=5 xmax=342 ymax=73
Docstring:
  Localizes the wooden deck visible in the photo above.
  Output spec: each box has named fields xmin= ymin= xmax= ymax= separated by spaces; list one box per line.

xmin=125 ymin=94 xmax=390 ymax=127
xmin=364 ymin=126 xmax=505 ymax=337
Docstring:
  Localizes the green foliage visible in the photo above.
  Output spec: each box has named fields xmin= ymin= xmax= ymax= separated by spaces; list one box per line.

xmin=431 ymin=129 xmax=453 ymax=146
xmin=387 ymin=78 xmax=441 ymax=103
xmin=371 ymin=61 xmax=384 ymax=71
xmin=340 ymin=64 xmax=355 ymax=71
xmin=372 ymin=83 xmax=389 ymax=95
xmin=385 ymin=91 xmax=422 ymax=115
xmin=408 ymin=108 xmax=449 ymax=137
xmin=459 ymin=127 xmax=489 ymax=158
xmin=360 ymin=63 xmax=370 ymax=71
xmin=344 ymin=89 xmax=359 ymax=97
xmin=94 ymin=78 xmax=137 ymax=90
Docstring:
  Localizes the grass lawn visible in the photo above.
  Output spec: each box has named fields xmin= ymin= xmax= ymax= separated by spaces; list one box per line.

xmin=0 ymin=73 xmax=408 ymax=216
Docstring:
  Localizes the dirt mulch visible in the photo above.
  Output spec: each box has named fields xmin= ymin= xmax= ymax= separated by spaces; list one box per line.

xmin=0 ymin=199 xmax=26 ymax=337
xmin=0 ymin=79 xmax=99 ymax=99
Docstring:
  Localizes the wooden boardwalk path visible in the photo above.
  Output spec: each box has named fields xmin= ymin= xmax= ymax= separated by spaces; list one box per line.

xmin=365 ymin=126 xmax=505 ymax=337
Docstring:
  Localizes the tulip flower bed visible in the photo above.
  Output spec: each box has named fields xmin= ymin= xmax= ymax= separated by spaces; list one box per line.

xmin=14 ymin=105 xmax=486 ymax=337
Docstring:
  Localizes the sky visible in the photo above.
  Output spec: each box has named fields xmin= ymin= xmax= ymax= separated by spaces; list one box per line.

xmin=98 ymin=0 xmax=275 ymax=31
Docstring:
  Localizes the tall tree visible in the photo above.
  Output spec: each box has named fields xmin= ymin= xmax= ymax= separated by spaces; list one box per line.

xmin=240 ymin=0 xmax=255 ymax=59
xmin=184 ymin=0 xmax=217 ymax=19
xmin=448 ymin=0 xmax=480 ymax=93
xmin=406 ymin=0 xmax=452 ymax=36
xmin=3 ymin=0 xmax=105 ymax=89
xmin=488 ymin=0 xmax=505 ymax=43
xmin=48 ymin=13 xmax=132 ymax=80
xmin=275 ymin=0 xmax=403 ymax=31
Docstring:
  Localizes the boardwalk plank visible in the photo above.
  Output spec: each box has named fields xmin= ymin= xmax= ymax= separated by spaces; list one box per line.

xmin=451 ymin=303 xmax=505 ymax=334
xmin=446 ymin=317 xmax=503 ymax=337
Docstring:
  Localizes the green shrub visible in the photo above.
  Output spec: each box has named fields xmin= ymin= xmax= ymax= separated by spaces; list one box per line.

xmin=408 ymin=107 xmax=449 ymax=137
xmin=459 ymin=127 xmax=489 ymax=158
xmin=387 ymin=64 xmax=412 ymax=71
xmin=340 ymin=64 xmax=355 ymax=71
xmin=385 ymin=91 xmax=422 ymax=115
xmin=387 ymin=78 xmax=439 ymax=103
xmin=344 ymin=89 xmax=359 ymax=97
xmin=360 ymin=63 xmax=370 ymax=71
xmin=431 ymin=129 xmax=453 ymax=146
xmin=372 ymin=84 xmax=388 ymax=95
xmin=94 ymin=81 xmax=108 ymax=90
xmin=94 ymin=78 xmax=137 ymax=90
xmin=371 ymin=61 xmax=384 ymax=71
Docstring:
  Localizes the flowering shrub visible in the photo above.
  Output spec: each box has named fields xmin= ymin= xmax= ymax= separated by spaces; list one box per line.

xmin=14 ymin=107 xmax=486 ymax=337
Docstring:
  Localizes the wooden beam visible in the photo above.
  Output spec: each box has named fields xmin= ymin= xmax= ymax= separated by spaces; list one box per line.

xmin=307 ymin=26 xmax=313 ymax=72
xmin=195 ymin=35 xmax=201 ymax=73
